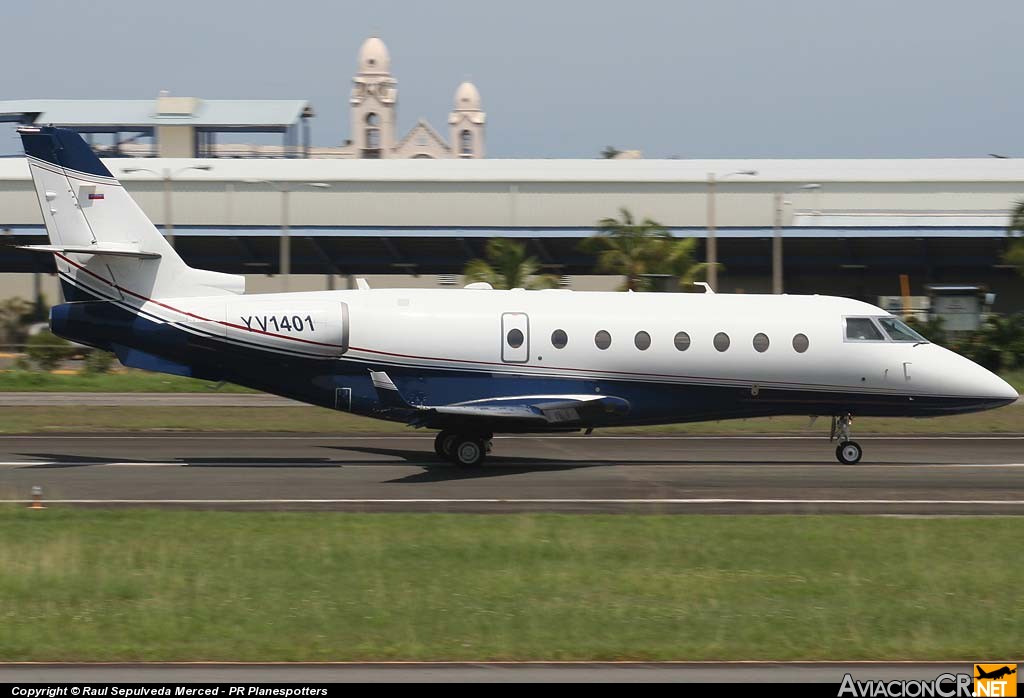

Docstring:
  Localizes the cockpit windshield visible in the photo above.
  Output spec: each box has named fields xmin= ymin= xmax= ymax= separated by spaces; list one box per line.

xmin=876 ymin=317 xmax=928 ymax=343
xmin=845 ymin=317 xmax=884 ymax=341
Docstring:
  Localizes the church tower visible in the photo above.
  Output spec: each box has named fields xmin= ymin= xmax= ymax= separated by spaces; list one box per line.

xmin=448 ymin=81 xmax=485 ymax=158
xmin=350 ymin=37 xmax=397 ymax=158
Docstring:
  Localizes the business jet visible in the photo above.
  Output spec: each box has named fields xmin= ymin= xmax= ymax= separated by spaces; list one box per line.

xmin=15 ymin=126 xmax=1019 ymax=466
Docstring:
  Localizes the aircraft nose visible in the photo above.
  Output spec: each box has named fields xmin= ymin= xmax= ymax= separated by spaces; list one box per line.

xmin=987 ymin=371 xmax=1020 ymax=403
xmin=940 ymin=347 xmax=1019 ymax=407
xmin=971 ymin=361 xmax=1020 ymax=405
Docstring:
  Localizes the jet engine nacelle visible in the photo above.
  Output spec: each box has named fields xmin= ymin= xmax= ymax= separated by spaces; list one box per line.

xmin=220 ymin=298 xmax=350 ymax=358
xmin=171 ymin=297 xmax=350 ymax=359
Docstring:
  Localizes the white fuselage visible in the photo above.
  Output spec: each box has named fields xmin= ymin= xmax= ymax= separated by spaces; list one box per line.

xmin=152 ymin=287 xmax=1016 ymax=415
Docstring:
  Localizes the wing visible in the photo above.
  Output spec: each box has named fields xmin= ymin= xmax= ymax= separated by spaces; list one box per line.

xmin=369 ymin=370 xmax=630 ymax=431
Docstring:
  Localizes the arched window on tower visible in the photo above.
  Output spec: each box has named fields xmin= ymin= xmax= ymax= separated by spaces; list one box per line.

xmin=364 ymin=112 xmax=382 ymax=157
xmin=460 ymin=130 xmax=473 ymax=156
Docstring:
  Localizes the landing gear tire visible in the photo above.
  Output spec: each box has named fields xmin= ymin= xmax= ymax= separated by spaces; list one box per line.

xmin=450 ymin=435 xmax=487 ymax=467
xmin=434 ymin=430 xmax=458 ymax=459
xmin=830 ymin=413 xmax=863 ymax=464
xmin=836 ymin=440 xmax=863 ymax=465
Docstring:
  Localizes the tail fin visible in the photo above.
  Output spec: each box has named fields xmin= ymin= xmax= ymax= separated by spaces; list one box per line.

xmin=18 ymin=126 xmax=243 ymax=301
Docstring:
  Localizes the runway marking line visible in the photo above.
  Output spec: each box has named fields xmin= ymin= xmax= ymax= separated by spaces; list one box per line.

xmin=2 ymin=461 xmax=1024 ymax=468
xmin=0 ymin=498 xmax=1022 ymax=505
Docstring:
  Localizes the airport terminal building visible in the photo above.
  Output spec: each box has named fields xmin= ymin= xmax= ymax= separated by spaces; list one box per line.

xmin=0 ymin=37 xmax=1021 ymax=310
xmin=0 ymin=156 xmax=1021 ymax=309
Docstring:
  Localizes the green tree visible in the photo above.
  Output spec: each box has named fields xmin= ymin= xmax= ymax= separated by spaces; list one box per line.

xmin=24 ymin=329 xmax=73 ymax=372
xmin=1005 ymin=199 xmax=1024 ymax=272
xmin=955 ymin=314 xmax=1024 ymax=372
xmin=581 ymin=208 xmax=712 ymax=291
xmin=83 ymin=349 xmax=117 ymax=374
xmin=661 ymin=237 xmax=713 ymax=290
xmin=0 ymin=296 xmax=33 ymax=346
xmin=904 ymin=315 xmax=948 ymax=347
xmin=975 ymin=314 xmax=1024 ymax=371
xmin=463 ymin=239 xmax=558 ymax=290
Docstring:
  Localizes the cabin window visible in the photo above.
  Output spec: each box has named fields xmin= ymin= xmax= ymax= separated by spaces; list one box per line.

xmin=793 ymin=333 xmax=809 ymax=353
xmin=551 ymin=329 xmax=568 ymax=349
xmin=753 ymin=333 xmax=770 ymax=352
xmin=845 ymin=317 xmax=884 ymax=341
xmin=634 ymin=331 xmax=651 ymax=350
xmin=595 ymin=330 xmax=612 ymax=350
xmin=877 ymin=317 xmax=928 ymax=343
xmin=506 ymin=328 xmax=524 ymax=349
xmin=673 ymin=331 xmax=691 ymax=351
xmin=714 ymin=332 xmax=730 ymax=352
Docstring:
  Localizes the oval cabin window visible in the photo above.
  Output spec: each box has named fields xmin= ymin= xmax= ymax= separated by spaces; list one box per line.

xmin=714 ymin=332 xmax=731 ymax=352
xmin=594 ymin=330 xmax=612 ymax=350
xmin=506 ymin=328 xmax=524 ymax=349
xmin=634 ymin=331 xmax=651 ymax=351
xmin=551 ymin=329 xmax=568 ymax=349
xmin=753 ymin=333 xmax=770 ymax=353
xmin=674 ymin=331 xmax=691 ymax=351
xmin=793 ymin=333 xmax=810 ymax=353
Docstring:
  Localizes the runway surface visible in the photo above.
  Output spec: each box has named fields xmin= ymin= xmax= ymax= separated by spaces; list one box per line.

xmin=0 ymin=661 xmax=982 ymax=683
xmin=1 ymin=433 xmax=1023 ymax=514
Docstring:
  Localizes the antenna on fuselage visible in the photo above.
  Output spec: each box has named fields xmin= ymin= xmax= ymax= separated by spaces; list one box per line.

xmin=693 ymin=282 xmax=715 ymax=294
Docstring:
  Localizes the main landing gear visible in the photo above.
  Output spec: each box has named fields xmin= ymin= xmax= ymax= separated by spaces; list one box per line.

xmin=434 ymin=429 xmax=493 ymax=467
xmin=830 ymin=413 xmax=863 ymax=464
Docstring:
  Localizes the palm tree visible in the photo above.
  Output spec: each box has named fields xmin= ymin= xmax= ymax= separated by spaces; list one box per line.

xmin=580 ymin=208 xmax=666 ymax=291
xmin=581 ymin=208 xmax=713 ymax=291
xmin=662 ymin=236 xmax=713 ymax=290
xmin=1005 ymin=199 xmax=1024 ymax=273
xmin=463 ymin=239 xmax=558 ymax=290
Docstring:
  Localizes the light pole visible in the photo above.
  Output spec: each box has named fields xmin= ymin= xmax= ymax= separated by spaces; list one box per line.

xmin=706 ymin=169 xmax=758 ymax=291
xmin=772 ymin=184 xmax=821 ymax=294
xmin=243 ymin=180 xmax=330 ymax=291
xmin=121 ymin=165 xmax=213 ymax=249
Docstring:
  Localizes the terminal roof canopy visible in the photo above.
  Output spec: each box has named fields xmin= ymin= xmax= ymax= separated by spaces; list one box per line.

xmin=0 ymin=98 xmax=311 ymax=132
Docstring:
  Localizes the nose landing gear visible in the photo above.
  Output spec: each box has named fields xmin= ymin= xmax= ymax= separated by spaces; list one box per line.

xmin=830 ymin=413 xmax=863 ymax=464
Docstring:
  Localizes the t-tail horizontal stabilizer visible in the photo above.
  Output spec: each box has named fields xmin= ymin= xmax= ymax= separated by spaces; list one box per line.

xmin=17 ymin=125 xmax=244 ymax=299
xmin=17 ymin=244 xmax=161 ymax=259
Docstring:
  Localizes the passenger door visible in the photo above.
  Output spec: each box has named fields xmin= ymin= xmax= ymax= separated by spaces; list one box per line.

xmin=501 ymin=312 xmax=529 ymax=363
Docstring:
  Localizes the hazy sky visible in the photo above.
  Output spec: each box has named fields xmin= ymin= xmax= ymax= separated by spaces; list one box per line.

xmin=3 ymin=0 xmax=1022 ymax=158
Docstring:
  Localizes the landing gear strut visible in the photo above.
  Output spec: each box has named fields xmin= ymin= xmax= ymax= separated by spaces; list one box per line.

xmin=434 ymin=430 xmax=493 ymax=467
xmin=830 ymin=413 xmax=863 ymax=464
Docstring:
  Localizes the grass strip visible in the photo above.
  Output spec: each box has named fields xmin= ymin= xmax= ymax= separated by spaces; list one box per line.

xmin=0 ymin=511 xmax=1019 ymax=661
xmin=0 ymin=370 xmax=255 ymax=393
